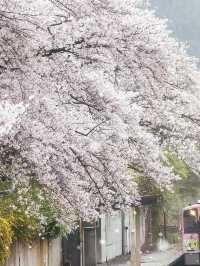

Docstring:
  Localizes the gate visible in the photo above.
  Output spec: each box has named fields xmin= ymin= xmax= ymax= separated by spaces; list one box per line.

xmin=62 ymin=223 xmax=98 ymax=266
xmin=84 ymin=227 xmax=97 ymax=266
xmin=62 ymin=230 xmax=80 ymax=266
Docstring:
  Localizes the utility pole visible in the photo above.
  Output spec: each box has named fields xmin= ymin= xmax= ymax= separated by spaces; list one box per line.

xmin=130 ymin=195 xmax=160 ymax=266
xmin=131 ymin=207 xmax=141 ymax=266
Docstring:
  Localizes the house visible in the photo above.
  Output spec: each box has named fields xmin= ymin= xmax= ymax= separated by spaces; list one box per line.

xmin=62 ymin=209 xmax=146 ymax=266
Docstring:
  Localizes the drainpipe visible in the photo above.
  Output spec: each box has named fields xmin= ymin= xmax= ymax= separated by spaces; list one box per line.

xmin=122 ymin=210 xmax=125 ymax=255
xmin=163 ymin=210 xmax=167 ymax=239
xmin=80 ymin=219 xmax=85 ymax=266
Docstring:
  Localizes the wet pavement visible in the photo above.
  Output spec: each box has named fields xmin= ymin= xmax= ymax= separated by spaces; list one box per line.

xmin=140 ymin=248 xmax=182 ymax=266
xmin=100 ymin=246 xmax=182 ymax=266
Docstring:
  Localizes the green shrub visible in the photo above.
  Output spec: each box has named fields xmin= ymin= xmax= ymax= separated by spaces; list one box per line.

xmin=0 ymin=218 xmax=13 ymax=266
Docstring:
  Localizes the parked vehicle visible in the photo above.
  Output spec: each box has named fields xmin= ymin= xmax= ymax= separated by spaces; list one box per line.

xmin=181 ymin=202 xmax=200 ymax=265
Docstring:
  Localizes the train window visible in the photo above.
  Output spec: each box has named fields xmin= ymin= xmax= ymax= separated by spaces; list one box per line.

xmin=183 ymin=209 xmax=199 ymax=233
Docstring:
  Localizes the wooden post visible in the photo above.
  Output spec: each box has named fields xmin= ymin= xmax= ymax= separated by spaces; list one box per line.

xmin=135 ymin=207 xmax=141 ymax=266
xmin=131 ymin=207 xmax=141 ymax=266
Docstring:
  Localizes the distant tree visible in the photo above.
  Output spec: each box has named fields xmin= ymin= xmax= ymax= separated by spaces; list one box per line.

xmin=1 ymin=0 xmax=200 ymax=225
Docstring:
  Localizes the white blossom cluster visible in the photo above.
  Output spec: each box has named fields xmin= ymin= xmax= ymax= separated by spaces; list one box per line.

xmin=0 ymin=102 xmax=25 ymax=137
xmin=0 ymin=0 xmax=200 ymax=225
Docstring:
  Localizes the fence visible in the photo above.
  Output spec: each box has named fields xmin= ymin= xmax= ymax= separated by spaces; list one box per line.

xmin=5 ymin=238 xmax=62 ymax=266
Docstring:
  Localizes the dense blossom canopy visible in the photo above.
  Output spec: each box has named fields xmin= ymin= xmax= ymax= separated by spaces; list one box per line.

xmin=1 ymin=0 xmax=200 ymax=224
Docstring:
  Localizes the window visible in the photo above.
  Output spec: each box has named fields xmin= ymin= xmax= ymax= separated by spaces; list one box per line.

xmin=183 ymin=209 xmax=199 ymax=233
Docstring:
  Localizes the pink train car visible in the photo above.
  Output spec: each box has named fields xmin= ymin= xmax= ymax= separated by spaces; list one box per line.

xmin=181 ymin=203 xmax=200 ymax=265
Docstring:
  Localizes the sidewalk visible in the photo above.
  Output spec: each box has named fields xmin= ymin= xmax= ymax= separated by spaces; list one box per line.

xmin=100 ymin=246 xmax=182 ymax=266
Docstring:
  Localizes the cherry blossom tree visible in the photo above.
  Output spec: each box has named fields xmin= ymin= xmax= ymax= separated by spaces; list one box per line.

xmin=1 ymin=0 xmax=200 ymax=225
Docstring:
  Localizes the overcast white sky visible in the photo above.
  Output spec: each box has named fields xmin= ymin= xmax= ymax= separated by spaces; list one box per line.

xmin=150 ymin=0 xmax=200 ymax=59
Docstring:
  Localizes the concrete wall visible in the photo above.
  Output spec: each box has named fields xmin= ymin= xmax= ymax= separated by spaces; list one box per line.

xmin=5 ymin=238 xmax=62 ymax=266
xmin=99 ymin=210 xmax=132 ymax=263
xmin=124 ymin=210 xmax=131 ymax=255
xmin=100 ymin=211 xmax=122 ymax=262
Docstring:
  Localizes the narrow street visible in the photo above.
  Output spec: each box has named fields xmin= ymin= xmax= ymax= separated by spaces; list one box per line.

xmin=141 ymin=248 xmax=182 ymax=266
xmin=100 ymin=246 xmax=182 ymax=266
